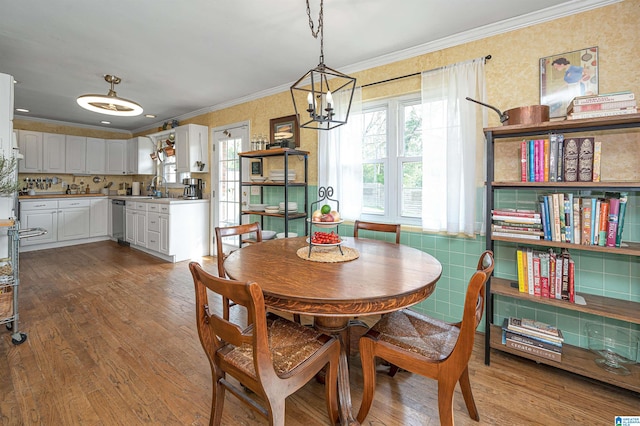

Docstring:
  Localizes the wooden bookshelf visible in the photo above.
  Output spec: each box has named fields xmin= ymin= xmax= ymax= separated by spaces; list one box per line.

xmin=484 ymin=113 xmax=640 ymax=392
xmin=491 ymin=277 xmax=640 ymax=325
xmin=489 ymin=325 xmax=640 ymax=393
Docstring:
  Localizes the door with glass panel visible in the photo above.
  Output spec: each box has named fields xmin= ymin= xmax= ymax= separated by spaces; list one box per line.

xmin=212 ymin=124 xmax=249 ymax=254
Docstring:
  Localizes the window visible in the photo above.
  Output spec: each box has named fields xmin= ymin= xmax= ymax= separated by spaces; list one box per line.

xmin=357 ymin=95 xmax=422 ymax=225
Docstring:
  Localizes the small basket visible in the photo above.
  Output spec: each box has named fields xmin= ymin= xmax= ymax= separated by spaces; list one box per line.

xmin=0 ymin=286 xmax=13 ymax=318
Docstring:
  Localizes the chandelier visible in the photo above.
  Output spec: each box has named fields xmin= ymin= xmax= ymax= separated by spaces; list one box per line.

xmin=290 ymin=0 xmax=356 ymax=130
xmin=77 ymin=74 xmax=143 ymax=116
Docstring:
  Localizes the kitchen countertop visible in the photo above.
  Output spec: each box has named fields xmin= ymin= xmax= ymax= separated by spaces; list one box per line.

xmin=19 ymin=193 xmax=209 ymax=204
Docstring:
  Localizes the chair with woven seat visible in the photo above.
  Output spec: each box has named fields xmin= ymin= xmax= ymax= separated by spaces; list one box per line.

xmin=353 ymin=220 xmax=401 ymax=244
xmin=357 ymin=250 xmax=494 ymax=426
xmin=215 ymin=222 xmax=262 ymax=320
xmin=189 ymin=262 xmax=340 ymax=426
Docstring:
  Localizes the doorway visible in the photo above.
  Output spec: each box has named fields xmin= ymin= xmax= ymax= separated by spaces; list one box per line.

xmin=211 ymin=122 xmax=249 ymax=254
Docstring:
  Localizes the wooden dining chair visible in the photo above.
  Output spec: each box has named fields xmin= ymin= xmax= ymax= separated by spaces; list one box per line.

xmin=189 ymin=262 xmax=340 ymax=426
xmin=357 ymin=250 xmax=494 ymax=426
xmin=353 ymin=220 xmax=401 ymax=244
xmin=215 ymin=222 xmax=262 ymax=320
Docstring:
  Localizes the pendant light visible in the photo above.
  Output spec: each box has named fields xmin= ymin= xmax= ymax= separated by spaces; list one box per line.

xmin=77 ymin=75 xmax=143 ymax=116
xmin=290 ymin=0 xmax=356 ymax=130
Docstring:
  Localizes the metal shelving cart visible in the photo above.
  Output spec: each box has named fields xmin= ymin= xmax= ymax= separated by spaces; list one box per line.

xmin=0 ymin=219 xmax=46 ymax=345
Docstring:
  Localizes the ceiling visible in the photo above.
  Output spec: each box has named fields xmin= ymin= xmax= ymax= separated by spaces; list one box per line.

xmin=0 ymin=0 xmax=616 ymax=133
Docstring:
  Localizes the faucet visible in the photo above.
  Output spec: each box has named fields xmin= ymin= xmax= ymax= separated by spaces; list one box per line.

xmin=150 ymin=175 xmax=167 ymax=198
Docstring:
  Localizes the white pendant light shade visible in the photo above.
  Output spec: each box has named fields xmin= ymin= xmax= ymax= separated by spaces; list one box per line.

xmin=77 ymin=75 xmax=143 ymax=116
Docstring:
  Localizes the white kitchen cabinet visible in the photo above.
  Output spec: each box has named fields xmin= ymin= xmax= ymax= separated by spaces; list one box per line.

xmin=125 ymin=201 xmax=147 ymax=247
xmin=18 ymin=131 xmax=66 ymax=173
xmin=106 ymin=139 xmax=127 ymax=175
xmin=65 ymin=135 xmax=87 ymax=174
xmin=19 ymin=200 xmax=58 ymax=245
xmin=159 ymin=213 xmax=170 ymax=254
xmin=17 ymin=130 xmax=42 ymax=173
xmin=86 ymin=137 xmax=106 ymax=174
xmin=42 ymin=133 xmax=66 ymax=173
xmin=57 ymin=199 xmax=90 ymax=241
xmin=127 ymin=136 xmax=154 ymax=175
xmin=89 ymin=197 xmax=109 ymax=237
xmin=19 ymin=197 xmax=110 ymax=252
xmin=175 ymin=124 xmax=208 ymax=173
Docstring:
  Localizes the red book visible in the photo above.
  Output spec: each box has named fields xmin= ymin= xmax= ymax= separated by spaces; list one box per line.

xmin=568 ymin=259 xmax=575 ymax=303
xmin=606 ymin=198 xmax=620 ymax=247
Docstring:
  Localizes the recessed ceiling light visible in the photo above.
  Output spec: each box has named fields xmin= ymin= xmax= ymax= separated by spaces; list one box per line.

xmin=101 ymin=120 xmax=111 ymax=125
xmin=145 ymin=114 xmax=156 ymax=118
xmin=15 ymin=108 xmax=29 ymax=113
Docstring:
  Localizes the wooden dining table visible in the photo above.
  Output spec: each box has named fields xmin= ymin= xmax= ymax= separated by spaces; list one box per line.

xmin=223 ymin=236 xmax=442 ymax=426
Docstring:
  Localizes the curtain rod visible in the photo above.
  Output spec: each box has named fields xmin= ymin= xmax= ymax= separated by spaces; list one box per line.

xmin=360 ymin=54 xmax=492 ymax=89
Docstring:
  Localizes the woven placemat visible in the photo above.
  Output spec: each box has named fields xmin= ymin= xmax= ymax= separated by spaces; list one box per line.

xmin=296 ymin=245 xmax=360 ymax=263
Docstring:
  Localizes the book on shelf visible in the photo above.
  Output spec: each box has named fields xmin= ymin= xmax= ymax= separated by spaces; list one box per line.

xmin=532 ymin=255 xmax=541 ymax=296
xmin=516 ymin=249 xmax=525 ymax=293
xmin=520 ymin=140 xmax=527 ymax=182
xmin=565 ymin=193 xmax=573 ymax=244
xmin=540 ymin=252 xmax=550 ymax=298
xmin=569 ymin=91 xmax=635 ymax=106
xmin=502 ymin=319 xmax=562 ymax=351
xmin=561 ymin=250 xmax=570 ymax=301
xmin=568 ymin=258 xmax=575 ymax=303
xmin=568 ymin=107 xmax=638 ymax=120
xmin=526 ymin=248 xmax=534 ymax=296
xmin=492 ymin=216 xmax=542 ymax=225
xmin=572 ymin=196 xmax=581 ymax=244
xmin=592 ymin=141 xmax=602 ymax=182
xmin=616 ymin=193 xmax=628 ymax=247
xmin=549 ymin=135 xmax=558 ymax=182
xmin=606 ymin=197 xmax=620 ymax=247
xmin=492 ymin=220 xmax=542 ymax=229
xmin=552 ymin=194 xmax=561 ymax=242
xmin=556 ymin=134 xmax=564 ymax=182
xmin=567 ymin=98 xmax=637 ymax=114
xmin=598 ymin=199 xmax=610 ymax=247
xmin=529 ymin=140 xmax=535 ymax=182
xmin=493 ymin=231 xmax=541 ymax=240
xmin=548 ymin=250 xmax=556 ymax=298
xmin=506 ymin=317 xmax=564 ymax=342
xmin=543 ymin=139 xmax=550 ymax=182
xmin=554 ymin=252 xmax=563 ymax=299
xmin=577 ymin=137 xmax=595 ymax=182
xmin=563 ymin=137 xmax=579 ymax=182
xmin=581 ymin=199 xmax=592 ymax=246
xmin=491 ymin=209 xmax=539 ymax=218
xmin=504 ymin=338 xmax=562 ymax=362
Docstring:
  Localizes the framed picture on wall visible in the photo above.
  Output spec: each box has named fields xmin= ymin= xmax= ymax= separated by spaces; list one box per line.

xmin=540 ymin=46 xmax=599 ymax=119
xmin=270 ymin=115 xmax=300 ymax=148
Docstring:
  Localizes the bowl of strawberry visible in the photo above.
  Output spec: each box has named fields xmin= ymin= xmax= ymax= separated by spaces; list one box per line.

xmin=310 ymin=231 xmax=342 ymax=245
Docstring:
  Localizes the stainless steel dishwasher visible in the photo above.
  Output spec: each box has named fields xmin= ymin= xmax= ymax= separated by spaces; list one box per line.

xmin=111 ymin=199 xmax=128 ymax=246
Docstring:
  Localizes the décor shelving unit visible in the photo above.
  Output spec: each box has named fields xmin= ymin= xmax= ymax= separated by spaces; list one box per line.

xmin=484 ymin=113 xmax=640 ymax=392
xmin=238 ymin=148 xmax=308 ymax=246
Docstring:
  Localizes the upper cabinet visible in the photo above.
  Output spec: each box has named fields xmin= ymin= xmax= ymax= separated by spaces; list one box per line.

xmin=18 ymin=130 xmax=65 ymax=173
xmin=175 ymin=124 xmax=209 ymax=173
xmin=126 ymin=137 xmax=154 ymax=175
xmin=106 ymin=139 xmax=127 ymax=175
xmin=65 ymin=135 xmax=87 ymax=174
xmin=86 ymin=137 xmax=106 ymax=174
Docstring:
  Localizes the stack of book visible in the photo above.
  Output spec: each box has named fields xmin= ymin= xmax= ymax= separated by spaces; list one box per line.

xmin=567 ymin=91 xmax=637 ymax=120
xmin=491 ymin=209 xmax=543 ymax=240
xmin=537 ymin=192 xmax=627 ymax=247
xmin=516 ymin=248 xmax=574 ymax=301
xmin=502 ymin=317 xmax=563 ymax=362
xmin=520 ymin=134 xmax=602 ymax=182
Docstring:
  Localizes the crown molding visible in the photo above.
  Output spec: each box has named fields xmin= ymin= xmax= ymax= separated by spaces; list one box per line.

xmin=133 ymin=0 xmax=620 ymax=134
xmin=14 ymin=114 xmax=132 ymax=135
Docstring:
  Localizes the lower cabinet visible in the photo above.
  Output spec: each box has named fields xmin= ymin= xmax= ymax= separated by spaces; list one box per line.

xmin=126 ymin=200 xmax=209 ymax=262
xmin=57 ymin=199 xmax=90 ymax=241
xmin=125 ymin=201 xmax=147 ymax=247
xmin=19 ymin=197 xmax=109 ymax=251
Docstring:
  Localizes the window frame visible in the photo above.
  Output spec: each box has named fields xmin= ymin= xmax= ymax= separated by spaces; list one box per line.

xmin=358 ymin=93 xmax=422 ymax=227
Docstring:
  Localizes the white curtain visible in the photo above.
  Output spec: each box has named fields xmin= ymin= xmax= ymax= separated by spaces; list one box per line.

xmin=318 ymin=87 xmax=362 ymax=220
xmin=421 ymin=58 xmax=485 ymax=236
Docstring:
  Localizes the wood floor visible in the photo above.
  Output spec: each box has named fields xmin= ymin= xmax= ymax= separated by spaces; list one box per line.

xmin=1 ymin=241 xmax=637 ymax=425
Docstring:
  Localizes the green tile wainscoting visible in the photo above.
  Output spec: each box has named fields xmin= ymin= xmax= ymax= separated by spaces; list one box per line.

xmin=249 ymin=186 xmax=639 ymax=360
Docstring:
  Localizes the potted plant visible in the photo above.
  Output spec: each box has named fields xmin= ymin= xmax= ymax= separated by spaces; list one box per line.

xmin=0 ymin=154 xmax=22 ymax=196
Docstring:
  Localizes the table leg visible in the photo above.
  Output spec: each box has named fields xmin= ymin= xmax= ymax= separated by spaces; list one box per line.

xmin=314 ymin=317 xmax=360 ymax=426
